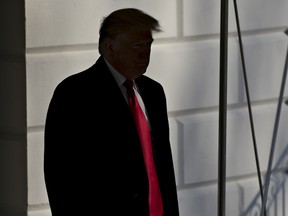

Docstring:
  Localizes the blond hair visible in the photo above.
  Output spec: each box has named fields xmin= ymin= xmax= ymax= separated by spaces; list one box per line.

xmin=98 ymin=8 xmax=162 ymax=54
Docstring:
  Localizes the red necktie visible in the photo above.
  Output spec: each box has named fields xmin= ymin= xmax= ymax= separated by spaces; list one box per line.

xmin=124 ymin=80 xmax=163 ymax=216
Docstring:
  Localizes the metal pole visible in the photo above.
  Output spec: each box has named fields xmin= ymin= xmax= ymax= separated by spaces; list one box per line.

xmin=218 ymin=0 xmax=229 ymax=215
xmin=233 ymin=2 xmax=266 ymax=215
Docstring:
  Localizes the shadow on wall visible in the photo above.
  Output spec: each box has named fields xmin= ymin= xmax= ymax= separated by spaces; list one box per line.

xmin=239 ymin=145 xmax=288 ymax=216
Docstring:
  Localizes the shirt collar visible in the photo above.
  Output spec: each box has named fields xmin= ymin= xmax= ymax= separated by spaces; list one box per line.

xmin=104 ymin=57 xmax=127 ymax=87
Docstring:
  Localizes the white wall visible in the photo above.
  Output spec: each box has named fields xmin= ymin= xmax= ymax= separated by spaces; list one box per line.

xmin=23 ymin=0 xmax=288 ymax=215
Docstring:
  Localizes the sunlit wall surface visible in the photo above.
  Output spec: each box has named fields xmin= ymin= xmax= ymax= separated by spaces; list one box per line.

xmin=1 ymin=0 xmax=288 ymax=215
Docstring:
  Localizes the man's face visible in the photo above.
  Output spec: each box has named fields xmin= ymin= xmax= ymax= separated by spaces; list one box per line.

xmin=108 ymin=29 xmax=154 ymax=79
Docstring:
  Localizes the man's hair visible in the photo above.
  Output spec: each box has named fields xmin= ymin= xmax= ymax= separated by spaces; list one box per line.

xmin=98 ymin=8 xmax=162 ymax=54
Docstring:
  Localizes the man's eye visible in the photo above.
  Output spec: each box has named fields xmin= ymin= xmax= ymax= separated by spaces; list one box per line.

xmin=132 ymin=43 xmax=142 ymax=48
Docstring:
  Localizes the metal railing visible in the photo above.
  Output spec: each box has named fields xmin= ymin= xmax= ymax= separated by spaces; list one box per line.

xmin=241 ymin=146 xmax=288 ymax=216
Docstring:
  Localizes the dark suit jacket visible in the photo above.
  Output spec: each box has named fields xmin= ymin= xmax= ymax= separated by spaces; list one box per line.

xmin=44 ymin=56 xmax=179 ymax=216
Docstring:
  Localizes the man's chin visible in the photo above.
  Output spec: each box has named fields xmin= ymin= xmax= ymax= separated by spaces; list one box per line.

xmin=139 ymin=69 xmax=147 ymax=75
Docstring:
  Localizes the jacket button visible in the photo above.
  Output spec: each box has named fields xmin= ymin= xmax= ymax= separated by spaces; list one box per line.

xmin=132 ymin=193 xmax=139 ymax=198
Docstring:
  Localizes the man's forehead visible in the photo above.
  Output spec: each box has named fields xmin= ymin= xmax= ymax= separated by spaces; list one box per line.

xmin=117 ymin=29 xmax=153 ymax=41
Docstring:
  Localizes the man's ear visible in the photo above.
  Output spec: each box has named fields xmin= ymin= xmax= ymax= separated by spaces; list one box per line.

xmin=104 ymin=39 xmax=113 ymax=54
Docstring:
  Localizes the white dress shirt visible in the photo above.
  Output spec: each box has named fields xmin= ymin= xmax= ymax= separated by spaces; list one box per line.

xmin=104 ymin=58 xmax=149 ymax=120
